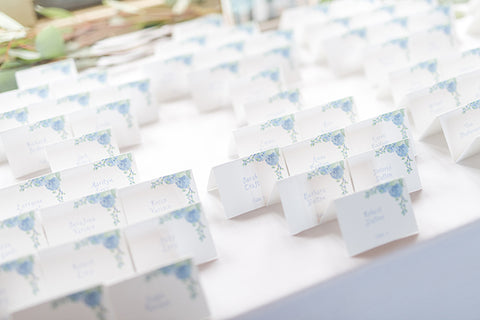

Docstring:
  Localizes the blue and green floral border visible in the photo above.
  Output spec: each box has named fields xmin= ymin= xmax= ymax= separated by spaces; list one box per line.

xmin=307 ymin=161 xmax=350 ymax=195
xmin=321 ymin=97 xmax=356 ymax=123
xmin=0 ymin=255 xmax=39 ymax=294
xmin=75 ymin=230 xmax=125 ymax=268
xmin=145 ymin=259 xmax=198 ymax=299
xmin=260 ymin=114 xmax=297 ymax=142
xmin=310 ymin=129 xmax=349 ymax=159
xmin=51 ymin=285 xmax=106 ymax=320
xmin=372 ymin=109 xmax=409 ymax=141
xmin=429 ymin=77 xmax=460 ymax=106
xmin=19 ymin=172 xmax=65 ymax=202
xmin=74 ymin=129 xmax=117 ymax=157
xmin=375 ymin=140 xmax=413 ymax=174
xmin=97 ymin=100 xmax=134 ymax=128
xmin=0 ymin=211 xmax=41 ymax=248
xmin=0 ymin=107 xmax=28 ymax=125
xmin=364 ymin=179 xmax=408 ymax=215
xmin=243 ymin=148 xmax=285 ymax=180
xmin=150 ymin=170 xmax=197 ymax=204
xmin=158 ymin=203 xmax=206 ymax=242
xmin=73 ymin=189 xmax=121 ymax=226
xmin=461 ymin=99 xmax=480 ymax=114
xmin=93 ymin=153 xmax=136 ymax=185
xmin=29 ymin=116 xmax=70 ymax=139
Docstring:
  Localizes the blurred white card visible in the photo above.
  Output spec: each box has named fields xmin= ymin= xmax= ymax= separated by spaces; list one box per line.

xmin=125 ymin=203 xmax=216 ymax=272
xmin=119 ymin=170 xmax=199 ymax=225
xmin=41 ymin=189 xmax=127 ymax=246
xmin=209 ymin=148 xmax=288 ymax=218
xmin=15 ymin=59 xmax=77 ymax=89
xmin=277 ymin=160 xmax=353 ymax=234
xmin=335 ymin=178 xmax=418 ymax=256
xmin=348 ymin=139 xmax=421 ymax=193
xmin=117 ymin=79 xmax=158 ymax=125
xmin=106 ymin=258 xmax=210 ymax=320
xmin=0 ymin=85 xmax=52 ymax=114
xmin=46 ymin=128 xmax=119 ymax=172
xmin=39 ymin=229 xmax=134 ymax=297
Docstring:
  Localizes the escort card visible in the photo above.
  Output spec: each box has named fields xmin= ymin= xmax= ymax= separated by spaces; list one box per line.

xmin=15 ymin=59 xmax=77 ymax=89
xmin=45 ymin=129 xmax=120 ymax=172
xmin=0 ymin=254 xmax=47 ymax=319
xmin=0 ymin=211 xmax=47 ymax=264
xmin=348 ymin=139 xmax=422 ymax=193
xmin=39 ymin=229 xmax=134 ymax=297
xmin=41 ymin=189 xmax=127 ymax=246
xmin=335 ymin=178 xmax=418 ymax=256
xmin=68 ymin=100 xmax=142 ymax=148
xmin=1 ymin=116 xmax=73 ymax=178
xmin=119 ymin=170 xmax=199 ymax=225
xmin=106 ymin=258 xmax=210 ymax=320
xmin=345 ymin=109 xmax=414 ymax=156
xmin=439 ymin=99 xmax=480 ymax=162
xmin=11 ymin=285 xmax=115 ymax=320
xmin=209 ymin=148 xmax=288 ymax=218
xmin=282 ymin=128 xmax=349 ymax=176
xmin=277 ymin=161 xmax=353 ymax=235
xmin=406 ymin=69 xmax=480 ymax=139
xmin=125 ymin=203 xmax=216 ymax=272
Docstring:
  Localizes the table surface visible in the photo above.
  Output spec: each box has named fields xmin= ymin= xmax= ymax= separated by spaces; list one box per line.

xmin=1 ymin=14 xmax=480 ymax=320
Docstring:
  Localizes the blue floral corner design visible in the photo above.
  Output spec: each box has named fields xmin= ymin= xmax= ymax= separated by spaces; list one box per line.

xmin=429 ymin=24 xmax=454 ymax=45
xmin=74 ymin=130 xmax=117 ymax=156
xmin=243 ymin=148 xmax=285 ymax=180
xmin=461 ymin=99 xmax=480 ymax=114
xmin=219 ymin=41 xmax=244 ymax=52
xmin=75 ymin=230 xmax=124 ymax=268
xmin=0 ymin=255 xmax=39 ymax=294
xmin=43 ymin=60 xmax=72 ymax=75
xmin=461 ymin=47 xmax=480 ymax=58
xmin=372 ymin=109 xmax=409 ymax=141
xmin=273 ymin=30 xmax=293 ymax=41
xmin=93 ymin=153 xmax=136 ymax=185
xmin=73 ymin=190 xmax=121 ymax=226
xmin=411 ymin=59 xmax=439 ymax=82
xmin=145 ymin=259 xmax=198 ymax=299
xmin=29 ymin=116 xmax=69 ymax=139
xmin=307 ymin=161 xmax=349 ymax=195
xmin=375 ymin=140 xmax=413 ymax=174
xmin=429 ymin=77 xmax=460 ymax=106
xmin=57 ymin=92 xmax=90 ymax=107
xmin=344 ymin=28 xmax=366 ymax=39
xmin=151 ymin=170 xmax=196 ymax=204
xmin=51 ymin=286 xmax=106 ymax=320
xmin=183 ymin=35 xmax=206 ymax=46
xmin=383 ymin=37 xmax=409 ymax=59
xmin=97 ymin=100 xmax=134 ymax=128
xmin=158 ymin=203 xmax=206 ymax=241
xmin=211 ymin=61 xmax=239 ymax=74
xmin=18 ymin=85 xmax=49 ymax=99
xmin=0 ymin=108 xmax=28 ymax=124
xmin=19 ymin=172 xmax=65 ymax=202
xmin=81 ymin=71 xmax=107 ymax=83
xmin=251 ymin=68 xmax=281 ymax=84
xmin=321 ymin=97 xmax=356 ymax=123
xmin=0 ymin=211 xmax=41 ymax=248
xmin=365 ymin=179 xmax=408 ymax=215
xmin=269 ymin=89 xmax=300 ymax=105
xmin=310 ymin=129 xmax=349 ymax=159
xmin=118 ymin=79 xmax=151 ymax=105
xmin=265 ymin=46 xmax=291 ymax=59
xmin=165 ymin=54 xmax=193 ymax=66
xmin=391 ymin=17 xmax=408 ymax=28
xmin=260 ymin=114 xmax=298 ymax=142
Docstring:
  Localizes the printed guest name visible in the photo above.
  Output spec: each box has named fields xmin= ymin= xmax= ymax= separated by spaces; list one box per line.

xmin=16 ymin=199 xmax=43 ymax=213
xmin=145 ymin=293 xmax=170 ymax=312
xmin=69 ymin=217 xmax=96 ymax=236
xmin=92 ymin=178 xmax=114 ymax=192
xmin=73 ymin=259 xmax=95 ymax=279
xmin=149 ymin=198 xmax=172 ymax=214
xmin=0 ymin=242 xmax=16 ymax=262
xmin=373 ymin=165 xmax=393 ymax=182
xmin=304 ymin=188 xmax=326 ymax=207
xmin=243 ymin=174 xmax=260 ymax=191
xmin=26 ymin=137 xmax=48 ymax=153
xmin=363 ymin=206 xmax=384 ymax=227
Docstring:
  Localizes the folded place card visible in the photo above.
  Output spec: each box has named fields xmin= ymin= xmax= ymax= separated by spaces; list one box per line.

xmin=15 ymin=59 xmax=77 ymax=89
xmin=119 ymin=170 xmax=199 ymax=225
xmin=41 ymin=189 xmax=127 ymax=246
xmin=282 ymin=128 xmax=349 ymax=176
xmin=11 ymin=284 xmax=115 ymax=320
xmin=125 ymin=203 xmax=216 ymax=272
xmin=45 ymin=129 xmax=119 ymax=172
xmin=0 ymin=254 xmax=47 ymax=319
xmin=0 ymin=85 xmax=52 ymax=114
xmin=345 ymin=109 xmax=414 ymax=156
xmin=0 ymin=108 xmax=29 ymax=163
xmin=348 ymin=139 xmax=421 ymax=193
xmin=209 ymin=148 xmax=288 ymax=218
xmin=69 ymin=100 xmax=142 ymax=148
xmin=439 ymin=99 xmax=480 ymax=162
xmin=406 ymin=69 xmax=480 ymax=139
xmin=0 ymin=211 xmax=47 ymax=264
xmin=1 ymin=116 xmax=73 ymax=178
xmin=335 ymin=178 xmax=418 ymax=256
xmin=116 ymin=79 xmax=158 ymax=125
xmin=277 ymin=161 xmax=353 ymax=235
xmin=106 ymin=258 xmax=210 ymax=320
xmin=39 ymin=229 xmax=134 ymax=297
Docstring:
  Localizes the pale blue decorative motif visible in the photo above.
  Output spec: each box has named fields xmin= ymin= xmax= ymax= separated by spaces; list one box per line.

xmin=81 ymin=71 xmax=107 ymax=83
xmin=461 ymin=99 xmax=480 ymax=114
xmin=73 ymin=190 xmax=121 ymax=226
xmin=375 ymin=140 xmax=413 ymax=174
xmin=0 ymin=255 xmax=39 ymax=294
xmin=251 ymin=68 xmax=280 ymax=83
xmin=411 ymin=59 xmax=439 ymax=82
xmin=28 ymin=116 xmax=69 ymax=139
xmin=58 ymin=92 xmax=90 ymax=107
xmin=19 ymin=172 xmax=65 ymax=202
xmin=344 ymin=28 xmax=366 ymax=39
xmin=75 ymin=230 xmax=125 ymax=268
xmin=97 ymin=100 xmax=134 ymax=128
xmin=165 ymin=54 xmax=193 ymax=66
xmin=383 ymin=37 xmax=409 ymax=59
xmin=269 ymin=89 xmax=300 ymax=104
xmin=310 ymin=129 xmax=349 ymax=159
xmin=260 ymin=114 xmax=298 ymax=142
xmin=307 ymin=161 xmax=349 ymax=195
xmin=219 ymin=41 xmax=244 ymax=52
xmin=51 ymin=286 xmax=106 ymax=320
xmin=461 ymin=47 xmax=480 ymax=58
xmin=150 ymin=170 xmax=196 ymax=204
xmin=242 ymin=148 xmax=284 ymax=180
xmin=372 ymin=109 xmax=409 ymax=141
xmin=0 ymin=107 xmax=28 ymax=124
xmin=236 ymin=24 xmax=255 ymax=35
xmin=332 ymin=17 xmax=350 ymax=27
xmin=265 ymin=46 xmax=291 ymax=59
xmin=93 ymin=154 xmax=136 ymax=184
xmin=157 ymin=203 xmax=206 ymax=241
xmin=204 ymin=15 xmax=222 ymax=27
xmin=313 ymin=3 xmax=330 ymax=14
xmin=0 ymin=211 xmax=41 ymax=248
xmin=378 ymin=5 xmax=395 ymax=15
xmin=183 ymin=36 xmax=206 ymax=46
xmin=321 ymin=97 xmax=356 ymax=123
xmin=435 ymin=5 xmax=451 ymax=16
xmin=42 ymin=60 xmax=72 ymax=75
xmin=365 ymin=179 xmax=408 ymax=215
xmin=74 ymin=130 xmax=117 ymax=156
xmin=274 ymin=30 xmax=293 ymax=41
xmin=391 ymin=17 xmax=408 ymax=28
xmin=211 ymin=61 xmax=238 ymax=74
xmin=145 ymin=259 xmax=198 ymax=299
xmin=18 ymin=85 xmax=49 ymax=99
xmin=118 ymin=79 xmax=151 ymax=105
xmin=429 ymin=24 xmax=454 ymax=45
xmin=429 ymin=77 xmax=460 ymax=106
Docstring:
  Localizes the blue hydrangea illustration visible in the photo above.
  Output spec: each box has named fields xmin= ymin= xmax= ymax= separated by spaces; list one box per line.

xmin=73 ymin=190 xmax=121 ymax=226
xmin=260 ymin=114 xmax=298 ymax=142
xmin=145 ymin=259 xmax=198 ymax=299
xmin=151 ymin=170 xmax=197 ymax=204
xmin=429 ymin=77 xmax=460 ymax=106
xmin=461 ymin=99 xmax=480 ymax=114
xmin=211 ymin=61 xmax=239 ymax=74
xmin=251 ymin=68 xmax=281 ymax=84
xmin=0 ymin=255 xmax=39 ymax=294
xmin=81 ymin=70 xmax=107 ymax=84
xmin=0 ymin=108 xmax=29 ymax=124
xmin=165 ymin=54 xmax=193 ymax=66
xmin=18 ymin=85 xmax=49 ymax=99
xmin=345 ymin=27 xmax=366 ymax=39
xmin=75 ymin=230 xmax=124 ymax=268
xmin=307 ymin=161 xmax=350 ymax=195
xmin=375 ymin=140 xmax=413 ymax=174
xmin=321 ymin=97 xmax=356 ymax=123
xmin=269 ymin=89 xmax=301 ymax=105
xmin=96 ymin=100 xmax=134 ymax=128
xmin=220 ymin=41 xmax=245 ymax=52
xmin=93 ymin=154 xmax=136 ymax=184
xmin=411 ymin=59 xmax=439 ymax=82
xmin=19 ymin=172 xmax=65 ymax=202
xmin=310 ymin=129 xmax=349 ymax=159
xmin=242 ymin=148 xmax=285 ymax=180
xmin=265 ymin=46 xmax=291 ymax=59
xmin=372 ymin=109 xmax=409 ymax=141
xmin=29 ymin=116 xmax=69 ymax=139
xmin=51 ymin=286 xmax=106 ymax=320
xmin=365 ymin=179 xmax=408 ymax=215
xmin=118 ymin=79 xmax=152 ymax=105
xmin=58 ymin=92 xmax=90 ymax=107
